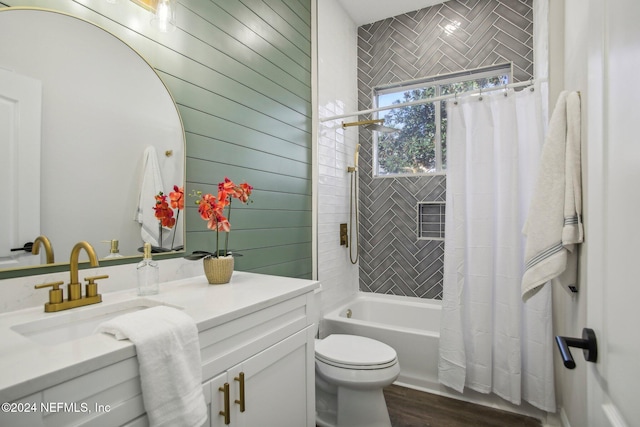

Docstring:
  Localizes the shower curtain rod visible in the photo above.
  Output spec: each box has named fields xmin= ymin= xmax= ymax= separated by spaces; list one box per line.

xmin=320 ymin=78 xmax=547 ymax=123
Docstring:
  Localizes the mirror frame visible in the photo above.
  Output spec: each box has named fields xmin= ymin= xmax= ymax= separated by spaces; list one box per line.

xmin=0 ymin=7 xmax=186 ymax=279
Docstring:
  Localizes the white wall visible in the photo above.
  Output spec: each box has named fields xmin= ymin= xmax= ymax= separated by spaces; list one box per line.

xmin=316 ymin=0 xmax=360 ymax=314
xmin=549 ymin=1 xmax=589 ymax=426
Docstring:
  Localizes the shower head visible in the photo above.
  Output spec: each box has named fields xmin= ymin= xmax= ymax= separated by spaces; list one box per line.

xmin=342 ymin=119 xmax=398 ymax=134
xmin=363 ymin=122 xmax=398 ymax=134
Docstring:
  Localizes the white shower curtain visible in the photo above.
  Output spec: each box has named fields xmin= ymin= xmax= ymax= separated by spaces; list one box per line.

xmin=438 ymin=83 xmax=556 ymax=412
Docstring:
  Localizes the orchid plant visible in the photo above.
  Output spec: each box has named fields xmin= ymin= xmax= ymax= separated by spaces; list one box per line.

xmin=191 ymin=177 xmax=253 ymax=258
xmin=153 ymin=185 xmax=184 ymax=250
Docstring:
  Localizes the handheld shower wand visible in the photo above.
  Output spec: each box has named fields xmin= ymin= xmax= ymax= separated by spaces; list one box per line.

xmin=347 ymin=144 xmax=360 ymax=264
xmin=354 ymin=144 xmax=359 ymax=169
xmin=348 ymin=144 xmax=359 ymax=173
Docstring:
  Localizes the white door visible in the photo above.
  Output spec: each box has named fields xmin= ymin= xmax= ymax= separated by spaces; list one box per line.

xmin=586 ymin=0 xmax=640 ymax=426
xmin=0 ymin=68 xmax=41 ymax=268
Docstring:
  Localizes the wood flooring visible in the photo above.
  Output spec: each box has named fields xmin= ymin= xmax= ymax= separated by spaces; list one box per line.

xmin=384 ymin=385 xmax=542 ymax=427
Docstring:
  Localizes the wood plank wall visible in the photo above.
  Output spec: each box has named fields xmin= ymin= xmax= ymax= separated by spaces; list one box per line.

xmin=6 ymin=0 xmax=313 ymax=279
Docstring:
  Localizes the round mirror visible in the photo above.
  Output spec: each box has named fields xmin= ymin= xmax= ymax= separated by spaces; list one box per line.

xmin=0 ymin=8 xmax=185 ymax=272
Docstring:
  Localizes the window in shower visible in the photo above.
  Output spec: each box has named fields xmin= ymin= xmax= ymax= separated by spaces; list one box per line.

xmin=373 ymin=64 xmax=511 ymax=177
xmin=418 ymin=202 xmax=445 ymax=241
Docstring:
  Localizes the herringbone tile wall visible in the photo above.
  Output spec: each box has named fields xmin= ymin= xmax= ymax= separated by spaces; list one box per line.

xmin=357 ymin=0 xmax=533 ymax=299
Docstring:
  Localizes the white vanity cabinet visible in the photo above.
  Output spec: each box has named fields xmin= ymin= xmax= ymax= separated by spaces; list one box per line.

xmin=0 ymin=274 xmax=318 ymax=427
xmin=201 ymin=293 xmax=315 ymax=427
xmin=206 ymin=328 xmax=313 ymax=427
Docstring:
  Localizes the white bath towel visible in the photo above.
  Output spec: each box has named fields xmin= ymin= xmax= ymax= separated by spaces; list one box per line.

xmin=95 ymin=306 xmax=207 ymax=427
xmin=135 ymin=146 xmax=165 ymax=247
xmin=521 ymin=91 xmax=583 ymax=300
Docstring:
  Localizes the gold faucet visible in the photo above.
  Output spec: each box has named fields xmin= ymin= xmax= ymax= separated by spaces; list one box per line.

xmin=32 ymin=235 xmax=55 ymax=264
xmin=34 ymin=241 xmax=109 ymax=312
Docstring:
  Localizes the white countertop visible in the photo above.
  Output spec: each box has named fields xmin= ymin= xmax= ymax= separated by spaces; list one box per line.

xmin=0 ymin=271 xmax=319 ymax=403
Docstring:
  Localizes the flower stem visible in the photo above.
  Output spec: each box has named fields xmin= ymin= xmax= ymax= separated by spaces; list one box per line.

xmin=216 ymin=220 xmax=220 ymax=258
xmin=170 ymin=210 xmax=180 ymax=251
xmin=224 ymin=199 xmax=232 ymax=257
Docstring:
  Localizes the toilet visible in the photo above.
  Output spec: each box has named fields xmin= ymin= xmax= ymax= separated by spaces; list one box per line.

xmin=313 ymin=291 xmax=400 ymax=427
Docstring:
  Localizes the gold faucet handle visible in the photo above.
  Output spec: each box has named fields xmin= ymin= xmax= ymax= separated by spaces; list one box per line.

xmin=84 ymin=274 xmax=109 ymax=283
xmin=84 ymin=274 xmax=109 ymax=298
xmin=34 ymin=281 xmax=65 ymax=304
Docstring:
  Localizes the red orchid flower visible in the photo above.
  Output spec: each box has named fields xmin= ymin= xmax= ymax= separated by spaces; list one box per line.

xmin=236 ymin=182 xmax=253 ymax=203
xmin=169 ymin=185 xmax=184 ymax=210
xmin=191 ymin=178 xmax=253 ymax=257
xmin=153 ymin=192 xmax=176 ymax=228
xmin=198 ymin=193 xmax=217 ymax=221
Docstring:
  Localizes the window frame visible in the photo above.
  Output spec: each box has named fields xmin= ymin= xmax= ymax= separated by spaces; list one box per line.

xmin=372 ymin=63 xmax=513 ymax=178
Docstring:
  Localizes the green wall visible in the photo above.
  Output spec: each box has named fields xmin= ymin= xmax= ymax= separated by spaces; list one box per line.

xmin=6 ymin=0 xmax=313 ymax=279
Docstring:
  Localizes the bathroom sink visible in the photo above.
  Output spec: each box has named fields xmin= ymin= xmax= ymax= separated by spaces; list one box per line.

xmin=11 ymin=298 xmax=180 ymax=346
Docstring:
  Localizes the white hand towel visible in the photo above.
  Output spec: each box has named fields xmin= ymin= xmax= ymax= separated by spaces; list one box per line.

xmin=135 ymin=146 xmax=165 ymax=247
xmin=562 ymin=92 xmax=584 ymax=246
xmin=96 ymin=306 xmax=207 ymax=427
xmin=521 ymin=91 xmax=583 ymax=300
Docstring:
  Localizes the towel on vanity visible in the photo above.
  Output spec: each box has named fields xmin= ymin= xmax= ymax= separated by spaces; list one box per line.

xmin=521 ymin=91 xmax=583 ymax=301
xmin=95 ymin=306 xmax=207 ymax=427
xmin=135 ymin=146 xmax=165 ymax=247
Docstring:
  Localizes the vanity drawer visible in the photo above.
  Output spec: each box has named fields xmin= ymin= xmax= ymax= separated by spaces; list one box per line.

xmin=0 ymin=357 xmax=146 ymax=427
xmin=199 ymin=293 xmax=311 ymax=382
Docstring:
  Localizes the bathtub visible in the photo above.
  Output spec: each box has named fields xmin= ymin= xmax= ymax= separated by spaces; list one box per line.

xmin=322 ymin=292 xmax=441 ymax=392
xmin=321 ymin=292 xmax=546 ymax=419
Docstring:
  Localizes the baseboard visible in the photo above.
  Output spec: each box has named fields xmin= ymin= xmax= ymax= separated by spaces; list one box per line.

xmin=554 ymin=407 xmax=571 ymax=427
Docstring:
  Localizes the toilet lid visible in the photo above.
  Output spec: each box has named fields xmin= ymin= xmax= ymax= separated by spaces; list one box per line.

xmin=315 ymin=334 xmax=397 ymax=369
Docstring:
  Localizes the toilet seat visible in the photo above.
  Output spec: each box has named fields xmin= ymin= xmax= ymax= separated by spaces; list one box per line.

xmin=315 ymin=334 xmax=397 ymax=370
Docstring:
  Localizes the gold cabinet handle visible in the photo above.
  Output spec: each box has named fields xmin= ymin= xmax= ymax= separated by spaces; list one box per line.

xmin=234 ymin=372 xmax=245 ymax=412
xmin=219 ymin=383 xmax=230 ymax=425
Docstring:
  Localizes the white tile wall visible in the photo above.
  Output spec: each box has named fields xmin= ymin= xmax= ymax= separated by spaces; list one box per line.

xmin=317 ymin=0 xmax=360 ymax=315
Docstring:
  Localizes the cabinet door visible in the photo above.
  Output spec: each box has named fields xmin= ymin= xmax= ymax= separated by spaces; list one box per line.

xmin=236 ymin=327 xmax=314 ymax=427
xmin=208 ymin=372 xmax=235 ymax=427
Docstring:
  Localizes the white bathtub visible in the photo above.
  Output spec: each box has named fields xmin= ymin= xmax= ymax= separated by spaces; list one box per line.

xmin=322 ymin=292 xmax=441 ymax=391
xmin=321 ymin=292 xmax=546 ymax=419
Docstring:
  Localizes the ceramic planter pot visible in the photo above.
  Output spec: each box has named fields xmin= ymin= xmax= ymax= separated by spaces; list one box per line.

xmin=203 ymin=255 xmax=234 ymax=284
